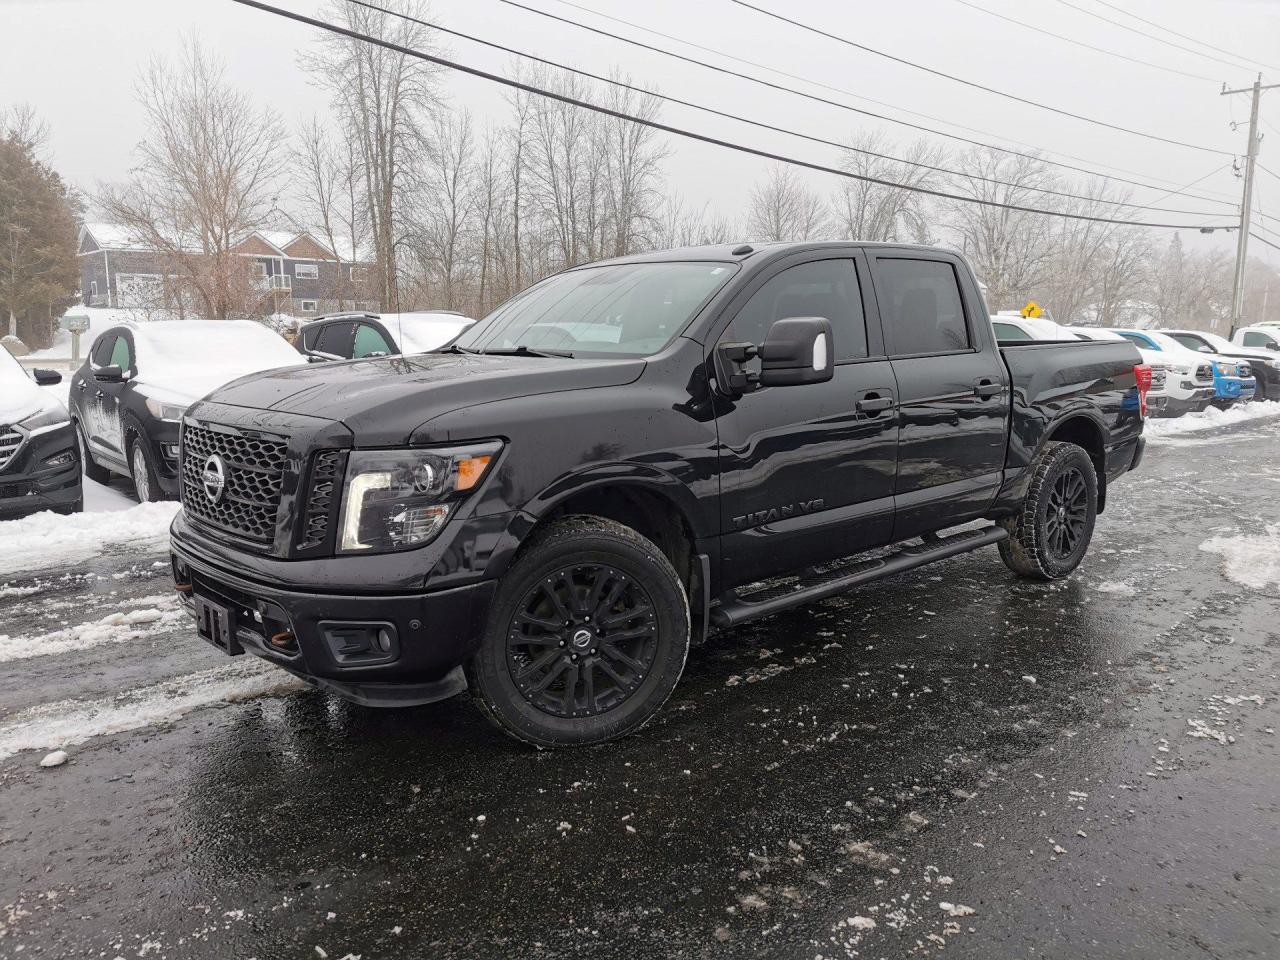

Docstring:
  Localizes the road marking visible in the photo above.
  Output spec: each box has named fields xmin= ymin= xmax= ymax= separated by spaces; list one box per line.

xmin=0 ymin=659 xmax=306 ymax=760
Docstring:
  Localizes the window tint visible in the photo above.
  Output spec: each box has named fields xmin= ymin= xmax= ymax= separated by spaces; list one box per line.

xmin=91 ymin=334 xmax=117 ymax=366
xmin=110 ymin=336 xmax=132 ymax=370
xmin=1169 ymin=334 xmax=1212 ymax=353
xmin=315 ymin=321 xmax=356 ymax=358
xmin=876 ymin=259 xmax=970 ymax=356
xmin=1243 ymin=332 xmax=1279 ymax=349
xmin=1118 ymin=333 xmax=1150 ymax=349
xmin=992 ymin=321 xmax=1032 ymax=341
xmin=352 ymin=323 xmax=393 ymax=358
xmin=726 ymin=259 xmax=868 ymax=361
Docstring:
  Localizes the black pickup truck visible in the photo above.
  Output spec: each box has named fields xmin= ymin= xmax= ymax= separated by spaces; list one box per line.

xmin=170 ymin=242 xmax=1147 ymax=747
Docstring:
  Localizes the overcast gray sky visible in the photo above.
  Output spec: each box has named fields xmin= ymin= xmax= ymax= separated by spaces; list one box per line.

xmin=3 ymin=0 xmax=1278 ymax=264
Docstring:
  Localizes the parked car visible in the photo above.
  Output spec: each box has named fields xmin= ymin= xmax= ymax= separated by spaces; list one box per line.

xmin=1066 ymin=326 xmax=1212 ymax=417
xmin=171 ymin=242 xmax=1148 ymax=747
xmin=1112 ymin=328 xmax=1253 ymax=408
xmin=297 ymin=311 xmax=475 ymax=361
xmin=1161 ymin=328 xmax=1280 ymax=401
xmin=1232 ymin=325 xmax=1280 ymax=353
xmin=990 ymin=315 xmax=1075 ymax=342
xmin=70 ymin=320 xmax=305 ymax=503
xmin=0 ymin=349 xmax=80 ymax=518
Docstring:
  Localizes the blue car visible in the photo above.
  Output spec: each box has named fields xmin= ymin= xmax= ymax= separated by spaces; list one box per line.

xmin=1114 ymin=330 xmax=1255 ymax=407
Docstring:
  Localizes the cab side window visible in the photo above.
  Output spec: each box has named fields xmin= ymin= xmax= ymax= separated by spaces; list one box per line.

xmin=726 ymin=259 xmax=868 ymax=363
xmin=1118 ymin=333 xmax=1150 ymax=350
xmin=876 ymin=259 xmax=971 ymax=356
xmin=353 ymin=323 xmax=393 ymax=358
xmin=1244 ymin=332 xmax=1279 ymax=350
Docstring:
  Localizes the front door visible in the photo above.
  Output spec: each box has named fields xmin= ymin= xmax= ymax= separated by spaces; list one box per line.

xmin=95 ymin=332 xmax=131 ymax=461
xmin=867 ymin=251 xmax=1009 ymax=541
xmin=712 ymin=252 xmax=898 ymax=589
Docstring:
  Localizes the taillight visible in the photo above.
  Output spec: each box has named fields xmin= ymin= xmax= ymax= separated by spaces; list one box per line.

xmin=1134 ymin=363 xmax=1152 ymax=418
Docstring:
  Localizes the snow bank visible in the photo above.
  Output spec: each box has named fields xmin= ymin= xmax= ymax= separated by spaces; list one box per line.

xmin=0 ymin=659 xmax=306 ymax=760
xmin=0 ymin=596 xmax=183 ymax=663
xmin=1199 ymin=525 xmax=1280 ymax=590
xmin=0 ymin=501 xmax=180 ymax=577
xmin=1145 ymin=401 xmax=1280 ymax=441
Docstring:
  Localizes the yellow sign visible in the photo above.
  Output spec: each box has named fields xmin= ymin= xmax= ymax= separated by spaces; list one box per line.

xmin=1021 ymin=301 xmax=1043 ymax=319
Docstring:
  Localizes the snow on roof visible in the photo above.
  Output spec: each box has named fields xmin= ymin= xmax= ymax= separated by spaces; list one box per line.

xmin=81 ymin=222 xmax=155 ymax=253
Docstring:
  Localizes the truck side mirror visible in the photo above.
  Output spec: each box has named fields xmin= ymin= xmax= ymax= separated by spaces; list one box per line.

xmin=93 ymin=364 xmax=124 ymax=383
xmin=758 ymin=317 xmax=835 ymax=388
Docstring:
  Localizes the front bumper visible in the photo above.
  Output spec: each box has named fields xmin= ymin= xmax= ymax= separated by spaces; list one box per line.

xmin=171 ymin=530 xmax=496 ymax=705
xmin=0 ymin=422 xmax=82 ymax=518
xmin=1155 ymin=389 xmax=1215 ymax=416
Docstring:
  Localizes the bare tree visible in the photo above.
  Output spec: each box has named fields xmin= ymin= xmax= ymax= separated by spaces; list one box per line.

xmin=411 ymin=108 xmax=476 ymax=311
xmin=747 ymin=165 xmax=828 ymax=241
xmin=294 ymin=117 xmax=369 ymax=310
xmin=598 ymin=78 xmax=669 ymax=257
xmin=945 ymin=149 xmax=1055 ymax=311
xmin=830 ymin=132 xmax=944 ymax=243
xmin=98 ymin=39 xmax=283 ymax=320
xmin=299 ymin=0 xmax=442 ymax=309
xmin=654 ymin=195 xmax=739 ymax=249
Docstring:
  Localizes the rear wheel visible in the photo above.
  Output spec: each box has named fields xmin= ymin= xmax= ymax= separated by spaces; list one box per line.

xmin=999 ymin=441 xmax=1098 ymax=581
xmin=466 ymin=516 xmax=690 ymax=747
xmin=75 ymin=421 xmax=112 ymax=484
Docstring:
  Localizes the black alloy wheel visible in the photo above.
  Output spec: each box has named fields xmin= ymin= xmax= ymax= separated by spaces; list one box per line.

xmin=466 ymin=515 xmax=691 ymax=747
xmin=1043 ymin=468 xmax=1088 ymax=560
xmin=507 ymin=563 xmax=659 ymax=719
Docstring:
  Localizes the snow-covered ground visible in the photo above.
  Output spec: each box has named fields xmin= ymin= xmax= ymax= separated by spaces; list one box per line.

xmin=1145 ymin=400 xmax=1280 ymax=440
xmin=0 ymin=500 xmax=180 ymax=578
xmin=27 ymin=305 xmax=179 ymax=359
xmin=1200 ymin=525 xmax=1280 ymax=590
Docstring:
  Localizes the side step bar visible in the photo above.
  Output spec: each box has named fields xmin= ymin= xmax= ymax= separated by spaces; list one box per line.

xmin=710 ymin=525 xmax=1009 ymax=628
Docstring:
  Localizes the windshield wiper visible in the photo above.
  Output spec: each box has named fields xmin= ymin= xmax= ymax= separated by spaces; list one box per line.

xmin=478 ymin=345 xmax=575 ymax=359
xmin=433 ymin=344 xmax=481 ymax=355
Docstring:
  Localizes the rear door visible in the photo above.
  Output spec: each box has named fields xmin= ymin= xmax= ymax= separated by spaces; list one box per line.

xmin=868 ymin=251 xmax=1009 ymax=541
xmin=712 ymin=250 xmax=898 ymax=588
xmin=306 ymin=320 xmax=357 ymax=359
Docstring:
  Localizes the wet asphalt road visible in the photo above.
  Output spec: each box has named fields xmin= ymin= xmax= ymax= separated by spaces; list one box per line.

xmin=2 ymin=417 xmax=1279 ymax=960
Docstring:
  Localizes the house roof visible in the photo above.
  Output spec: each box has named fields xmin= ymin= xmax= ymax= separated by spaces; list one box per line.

xmin=80 ymin=222 xmax=161 ymax=253
xmin=79 ymin=222 xmax=375 ymax=263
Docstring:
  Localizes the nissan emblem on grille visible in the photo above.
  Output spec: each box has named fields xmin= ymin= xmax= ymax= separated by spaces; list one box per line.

xmin=201 ymin=454 xmax=227 ymax=503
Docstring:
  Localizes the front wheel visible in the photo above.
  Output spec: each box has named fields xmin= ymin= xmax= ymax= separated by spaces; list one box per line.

xmin=466 ymin=516 xmax=690 ymax=747
xmin=129 ymin=438 xmax=163 ymax=503
xmin=999 ymin=441 xmax=1098 ymax=581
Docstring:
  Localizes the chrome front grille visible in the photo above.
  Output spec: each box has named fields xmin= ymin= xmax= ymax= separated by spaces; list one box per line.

xmin=180 ymin=424 xmax=288 ymax=545
xmin=1238 ymin=362 xmax=1252 ymax=378
xmin=0 ymin=428 xmax=21 ymax=472
xmin=1151 ymin=367 xmax=1167 ymax=388
xmin=1195 ymin=363 xmax=1213 ymax=383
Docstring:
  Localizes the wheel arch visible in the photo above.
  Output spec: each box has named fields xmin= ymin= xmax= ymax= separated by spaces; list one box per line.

xmin=1044 ymin=413 xmax=1108 ymax=512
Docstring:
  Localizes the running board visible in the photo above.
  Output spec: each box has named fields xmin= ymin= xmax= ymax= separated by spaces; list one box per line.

xmin=711 ymin=525 xmax=1008 ymax=627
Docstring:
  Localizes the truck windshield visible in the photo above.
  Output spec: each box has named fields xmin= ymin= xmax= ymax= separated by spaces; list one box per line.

xmin=454 ymin=261 xmax=737 ymax=357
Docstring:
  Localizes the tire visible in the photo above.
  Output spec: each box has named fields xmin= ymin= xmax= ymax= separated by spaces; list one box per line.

xmin=128 ymin=436 xmax=164 ymax=503
xmin=466 ymin=515 xmax=690 ymax=748
xmin=998 ymin=441 xmax=1098 ymax=581
xmin=54 ymin=498 xmax=84 ymax=516
xmin=75 ymin=421 xmax=112 ymax=484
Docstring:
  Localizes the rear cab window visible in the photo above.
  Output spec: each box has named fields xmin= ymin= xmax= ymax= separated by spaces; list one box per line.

xmin=874 ymin=258 xmax=972 ymax=356
xmin=992 ymin=321 xmax=1032 ymax=341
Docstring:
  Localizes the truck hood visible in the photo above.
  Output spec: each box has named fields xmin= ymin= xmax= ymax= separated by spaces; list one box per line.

xmin=202 ymin=351 xmax=646 ymax=444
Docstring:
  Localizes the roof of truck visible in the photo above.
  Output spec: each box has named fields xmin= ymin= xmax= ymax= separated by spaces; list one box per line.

xmin=581 ymin=240 xmax=961 ymax=267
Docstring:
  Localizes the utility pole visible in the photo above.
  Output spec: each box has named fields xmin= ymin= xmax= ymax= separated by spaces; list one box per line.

xmin=1222 ymin=75 xmax=1278 ymax=337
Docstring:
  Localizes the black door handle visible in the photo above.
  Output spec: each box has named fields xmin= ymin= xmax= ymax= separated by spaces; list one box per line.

xmin=973 ymin=380 xmax=1002 ymax=399
xmin=856 ymin=395 xmax=894 ymax=415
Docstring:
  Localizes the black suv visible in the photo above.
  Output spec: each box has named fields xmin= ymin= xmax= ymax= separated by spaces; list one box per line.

xmin=171 ymin=243 xmax=1146 ymax=747
xmin=0 ymin=349 xmax=80 ymax=518
xmin=70 ymin=320 xmax=303 ymax=502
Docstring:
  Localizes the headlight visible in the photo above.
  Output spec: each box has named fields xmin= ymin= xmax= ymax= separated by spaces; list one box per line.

xmin=18 ymin=406 xmax=70 ymax=435
xmin=1215 ymin=361 xmax=1234 ymax=375
xmin=144 ymin=396 xmax=189 ymax=422
xmin=337 ymin=442 xmax=502 ymax=554
xmin=1173 ymin=365 xmax=1191 ymax=375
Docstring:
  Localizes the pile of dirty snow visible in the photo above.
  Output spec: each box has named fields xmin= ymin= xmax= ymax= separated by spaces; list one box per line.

xmin=1145 ymin=400 xmax=1280 ymax=441
xmin=0 ymin=501 xmax=180 ymax=577
xmin=1199 ymin=525 xmax=1280 ymax=590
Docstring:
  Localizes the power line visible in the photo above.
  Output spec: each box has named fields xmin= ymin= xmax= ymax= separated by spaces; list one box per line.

xmin=1251 ymin=232 xmax=1280 ymax=253
xmin=491 ymin=0 xmax=1239 ymax=206
xmin=949 ymin=0 xmax=1218 ymax=83
xmin=352 ymin=0 xmax=1229 ymax=217
xmin=1088 ymin=0 xmax=1278 ymax=73
xmin=1053 ymin=0 xmax=1265 ymax=74
xmin=229 ymin=0 xmax=1237 ymax=232
xmin=541 ymin=0 xmax=1239 ymax=199
xmin=729 ymin=0 xmax=1234 ymax=156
